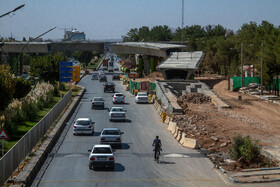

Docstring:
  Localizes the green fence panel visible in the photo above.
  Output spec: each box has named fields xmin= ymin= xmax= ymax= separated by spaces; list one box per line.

xmin=149 ymin=82 xmax=156 ymax=92
xmin=129 ymin=80 xmax=140 ymax=93
xmin=272 ymin=78 xmax=280 ymax=90
xmin=230 ymin=77 xmax=260 ymax=90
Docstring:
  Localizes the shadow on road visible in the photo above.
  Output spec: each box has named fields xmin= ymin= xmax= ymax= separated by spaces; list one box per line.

xmin=159 ymin=161 xmax=176 ymax=165
xmin=93 ymin=163 xmax=125 ymax=172
xmin=112 ymin=143 xmax=130 ymax=150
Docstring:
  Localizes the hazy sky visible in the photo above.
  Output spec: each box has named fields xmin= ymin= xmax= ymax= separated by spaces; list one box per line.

xmin=1 ymin=0 xmax=280 ymax=40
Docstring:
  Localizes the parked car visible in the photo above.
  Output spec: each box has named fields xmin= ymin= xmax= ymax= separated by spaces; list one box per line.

xmin=99 ymin=75 xmax=107 ymax=82
xmin=100 ymin=128 xmax=123 ymax=147
xmin=91 ymin=97 xmax=105 ymax=109
xmin=73 ymin=118 xmax=94 ymax=135
xmin=104 ymin=82 xmax=115 ymax=92
xmin=112 ymin=73 xmax=120 ymax=80
xmin=114 ymin=66 xmax=119 ymax=71
xmin=135 ymin=92 xmax=149 ymax=104
xmin=91 ymin=74 xmax=98 ymax=80
xmin=112 ymin=93 xmax=125 ymax=104
xmin=88 ymin=144 xmax=115 ymax=170
xmin=103 ymin=66 xmax=108 ymax=71
xmin=109 ymin=107 xmax=126 ymax=122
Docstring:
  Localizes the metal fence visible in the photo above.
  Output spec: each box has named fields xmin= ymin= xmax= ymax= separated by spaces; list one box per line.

xmin=0 ymin=89 xmax=72 ymax=186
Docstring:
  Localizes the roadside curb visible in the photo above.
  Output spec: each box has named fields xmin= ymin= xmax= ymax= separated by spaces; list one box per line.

xmin=11 ymin=87 xmax=86 ymax=186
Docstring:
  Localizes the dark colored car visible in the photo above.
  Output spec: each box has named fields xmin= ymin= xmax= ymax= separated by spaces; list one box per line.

xmin=112 ymin=74 xmax=120 ymax=80
xmin=99 ymin=75 xmax=107 ymax=82
xmin=104 ymin=82 xmax=115 ymax=92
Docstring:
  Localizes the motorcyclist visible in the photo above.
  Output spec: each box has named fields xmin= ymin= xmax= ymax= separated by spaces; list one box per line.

xmin=152 ymin=136 xmax=162 ymax=160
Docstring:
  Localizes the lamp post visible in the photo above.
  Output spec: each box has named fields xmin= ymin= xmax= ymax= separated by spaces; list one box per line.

xmin=241 ymin=43 xmax=244 ymax=87
xmin=261 ymin=42 xmax=264 ymax=95
xmin=181 ymin=0 xmax=184 ymax=44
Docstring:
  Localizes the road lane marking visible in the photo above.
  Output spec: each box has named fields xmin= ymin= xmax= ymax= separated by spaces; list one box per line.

xmin=163 ymin=154 xmax=190 ymax=158
xmin=37 ymin=178 xmax=221 ymax=183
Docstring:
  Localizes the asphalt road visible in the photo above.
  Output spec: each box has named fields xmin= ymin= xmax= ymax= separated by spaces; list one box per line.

xmin=30 ymin=72 xmax=230 ymax=187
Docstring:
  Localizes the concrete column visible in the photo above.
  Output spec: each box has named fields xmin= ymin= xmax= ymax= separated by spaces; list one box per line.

xmin=150 ymin=57 xmax=155 ymax=74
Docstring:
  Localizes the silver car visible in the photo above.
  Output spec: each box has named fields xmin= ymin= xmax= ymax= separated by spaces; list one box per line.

xmin=112 ymin=93 xmax=125 ymax=104
xmin=135 ymin=92 xmax=149 ymax=104
xmin=73 ymin=118 xmax=94 ymax=135
xmin=91 ymin=97 xmax=105 ymax=109
xmin=88 ymin=144 xmax=115 ymax=170
xmin=100 ymin=128 xmax=124 ymax=147
xmin=109 ymin=107 xmax=126 ymax=122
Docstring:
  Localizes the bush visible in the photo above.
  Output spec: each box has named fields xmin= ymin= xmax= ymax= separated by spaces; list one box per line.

xmin=13 ymin=78 xmax=32 ymax=99
xmin=230 ymin=134 xmax=261 ymax=162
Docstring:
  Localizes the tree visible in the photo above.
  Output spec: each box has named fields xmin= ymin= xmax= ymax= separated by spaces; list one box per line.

xmin=30 ymin=53 xmax=66 ymax=83
xmin=122 ymin=28 xmax=139 ymax=42
xmin=0 ymin=65 xmax=15 ymax=111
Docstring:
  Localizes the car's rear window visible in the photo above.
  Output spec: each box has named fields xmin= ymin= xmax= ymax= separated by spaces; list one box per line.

xmin=76 ymin=120 xmax=90 ymax=125
xmin=94 ymin=98 xmax=103 ymax=101
xmin=93 ymin=148 xmax=112 ymax=153
xmin=138 ymin=93 xmax=147 ymax=96
xmin=116 ymin=94 xmax=123 ymax=96
xmin=102 ymin=130 xmax=120 ymax=135
xmin=112 ymin=108 xmax=124 ymax=112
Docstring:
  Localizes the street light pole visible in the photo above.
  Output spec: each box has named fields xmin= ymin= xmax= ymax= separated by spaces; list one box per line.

xmin=181 ymin=0 xmax=184 ymax=44
xmin=241 ymin=42 xmax=244 ymax=87
xmin=261 ymin=42 xmax=264 ymax=95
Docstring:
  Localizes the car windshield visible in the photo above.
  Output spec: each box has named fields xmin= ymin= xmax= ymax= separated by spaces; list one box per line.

xmin=138 ymin=93 xmax=147 ymax=97
xmin=76 ymin=120 xmax=90 ymax=125
xmin=102 ymin=130 xmax=120 ymax=135
xmin=92 ymin=148 xmax=112 ymax=154
xmin=94 ymin=98 xmax=103 ymax=101
xmin=92 ymin=74 xmax=97 ymax=77
xmin=112 ymin=108 xmax=124 ymax=112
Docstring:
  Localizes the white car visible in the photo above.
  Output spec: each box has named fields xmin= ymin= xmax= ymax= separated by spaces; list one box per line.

xmin=88 ymin=144 xmax=115 ymax=170
xmin=100 ymin=128 xmax=123 ymax=147
xmin=73 ymin=118 xmax=94 ymax=135
xmin=112 ymin=93 xmax=125 ymax=104
xmin=109 ymin=107 xmax=126 ymax=122
xmin=135 ymin=92 xmax=149 ymax=104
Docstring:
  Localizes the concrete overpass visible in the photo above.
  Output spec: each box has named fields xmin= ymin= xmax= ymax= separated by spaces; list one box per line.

xmin=0 ymin=42 xmax=104 ymax=54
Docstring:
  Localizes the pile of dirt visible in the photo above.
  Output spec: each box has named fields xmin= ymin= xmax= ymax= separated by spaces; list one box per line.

xmin=177 ymin=93 xmax=211 ymax=113
xmin=172 ymin=90 xmax=279 ymax=171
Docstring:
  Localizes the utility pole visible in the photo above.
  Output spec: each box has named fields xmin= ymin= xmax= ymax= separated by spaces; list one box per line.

xmin=181 ymin=0 xmax=184 ymax=44
xmin=241 ymin=43 xmax=244 ymax=87
xmin=261 ymin=42 xmax=264 ymax=95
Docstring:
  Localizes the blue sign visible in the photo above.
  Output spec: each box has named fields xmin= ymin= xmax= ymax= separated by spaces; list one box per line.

xmin=60 ymin=61 xmax=73 ymax=67
xmin=60 ymin=67 xmax=73 ymax=72
xmin=59 ymin=61 xmax=73 ymax=82
xmin=59 ymin=78 xmax=72 ymax=82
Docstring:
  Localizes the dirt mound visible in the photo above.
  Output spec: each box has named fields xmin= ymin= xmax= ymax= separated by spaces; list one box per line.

xmin=177 ymin=93 xmax=211 ymax=113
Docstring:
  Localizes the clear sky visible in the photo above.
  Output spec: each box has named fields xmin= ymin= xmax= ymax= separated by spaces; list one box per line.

xmin=0 ymin=0 xmax=280 ymax=40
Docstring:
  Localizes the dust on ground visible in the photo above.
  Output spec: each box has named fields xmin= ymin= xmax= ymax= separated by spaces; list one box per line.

xmin=172 ymin=77 xmax=280 ymax=171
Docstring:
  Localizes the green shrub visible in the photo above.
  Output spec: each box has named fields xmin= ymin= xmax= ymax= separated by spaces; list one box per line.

xmin=13 ymin=78 xmax=32 ymax=99
xmin=230 ymin=134 xmax=261 ymax=162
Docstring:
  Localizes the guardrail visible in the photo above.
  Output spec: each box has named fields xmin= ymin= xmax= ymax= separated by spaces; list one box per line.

xmin=0 ymin=90 xmax=72 ymax=186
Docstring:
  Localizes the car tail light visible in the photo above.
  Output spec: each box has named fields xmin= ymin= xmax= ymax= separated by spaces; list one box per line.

xmin=92 ymin=103 xmax=94 ymax=105
xmin=122 ymin=114 xmax=125 ymax=117
xmin=101 ymin=138 xmax=105 ymax=141
xmin=114 ymin=97 xmax=116 ymax=98
xmin=110 ymin=113 xmax=114 ymax=116
xmin=73 ymin=125 xmax=77 ymax=128
xmin=123 ymin=97 xmax=125 ymax=99
xmin=102 ymin=103 xmax=104 ymax=105
xmin=116 ymin=138 xmax=120 ymax=141
xmin=109 ymin=157 xmax=114 ymax=161
xmin=88 ymin=126 xmax=92 ymax=128
xmin=113 ymin=86 xmax=115 ymax=88
xmin=90 ymin=157 xmax=95 ymax=160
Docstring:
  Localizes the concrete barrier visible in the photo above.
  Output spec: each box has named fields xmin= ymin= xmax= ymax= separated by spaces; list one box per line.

xmin=168 ymin=121 xmax=176 ymax=133
xmin=176 ymin=130 xmax=182 ymax=142
xmin=180 ymin=132 xmax=186 ymax=145
xmin=173 ymin=126 xmax=179 ymax=137
xmin=182 ymin=137 xmax=199 ymax=149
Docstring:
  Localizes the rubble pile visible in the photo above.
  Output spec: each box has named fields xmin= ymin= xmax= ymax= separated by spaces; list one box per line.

xmin=177 ymin=93 xmax=211 ymax=113
xmin=239 ymin=83 xmax=269 ymax=95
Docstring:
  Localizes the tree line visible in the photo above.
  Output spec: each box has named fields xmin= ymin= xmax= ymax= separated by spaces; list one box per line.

xmin=122 ymin=21 xmax=280 ymax=91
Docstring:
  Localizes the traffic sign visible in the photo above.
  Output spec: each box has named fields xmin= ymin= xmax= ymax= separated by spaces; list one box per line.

xmin=60 ymin=61 xmax=73 ymax=83
xmin=0 ymin=129 xmax=9 ymax=139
